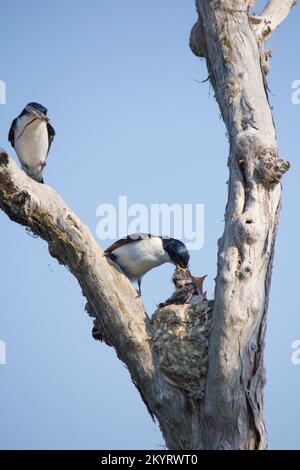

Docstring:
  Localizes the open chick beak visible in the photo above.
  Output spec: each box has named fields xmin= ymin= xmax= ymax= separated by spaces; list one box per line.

xmin=177 ymin=264 xmax=187 ymax=272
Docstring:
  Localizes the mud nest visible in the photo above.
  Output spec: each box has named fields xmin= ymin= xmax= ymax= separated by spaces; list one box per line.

xmin=151 ymin=299 xmax=213 ymax=399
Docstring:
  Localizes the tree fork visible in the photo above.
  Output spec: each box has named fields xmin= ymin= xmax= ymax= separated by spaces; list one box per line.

xmin=0 ymin=0 xmax=295 ymax=450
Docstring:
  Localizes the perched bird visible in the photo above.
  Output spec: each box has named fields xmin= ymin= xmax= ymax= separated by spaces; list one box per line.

xmin=8 ymin=102 xmax=55 ymax=183
xmin=159 ymin=267 xmax=207 ymax=308
xmin=105 ymin=233 xmax=190 ymax=295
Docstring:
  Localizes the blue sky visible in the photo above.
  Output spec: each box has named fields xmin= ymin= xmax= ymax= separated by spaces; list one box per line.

xmin=0 ymin=0 xmax=299 ymax=449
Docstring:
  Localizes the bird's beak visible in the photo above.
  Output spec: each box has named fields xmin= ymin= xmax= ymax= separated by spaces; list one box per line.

xmin=29 ymin=109 xmax=49 ymax=121
xmin=177 ymin=264 xmax=187 ymax=272
xmin=36 ymin=113 xmax=49 ymax=122
xmin=194 ymin=275 xmax=207 ymax=295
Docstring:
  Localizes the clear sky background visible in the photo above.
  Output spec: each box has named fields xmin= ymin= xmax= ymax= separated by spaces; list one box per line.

xmin=0 ymin=0 xmax=299 ymax=450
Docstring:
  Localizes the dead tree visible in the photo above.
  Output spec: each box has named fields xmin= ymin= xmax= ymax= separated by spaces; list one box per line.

xmin=0 ymin=0 xmax=295 ymax=450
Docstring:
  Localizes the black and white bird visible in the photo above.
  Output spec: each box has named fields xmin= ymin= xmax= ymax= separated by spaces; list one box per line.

xmin=105 ymin=233 xmax=190 ymax=295
xmin=8 ymin=102 xmax=55 ymax=183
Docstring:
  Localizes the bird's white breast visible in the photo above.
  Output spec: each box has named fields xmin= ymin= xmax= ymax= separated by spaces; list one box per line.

xmin=112 ymin=237 xmax=171 ymax=281
xmin=14 ymin=115 xmax=49 ymax=171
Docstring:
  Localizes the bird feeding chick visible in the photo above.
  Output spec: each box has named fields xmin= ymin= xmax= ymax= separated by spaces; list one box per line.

xmin=159 ymin=267 xmax=207 ymax=308
xmin=104 ymin=233 xmax=190 ymax=295
xmin=8 ymin=102 xmax=55 ymax=183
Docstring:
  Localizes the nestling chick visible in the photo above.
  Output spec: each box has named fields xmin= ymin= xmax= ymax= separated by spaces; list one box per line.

xmin=159 ymin=267 xmax=207 ymax=308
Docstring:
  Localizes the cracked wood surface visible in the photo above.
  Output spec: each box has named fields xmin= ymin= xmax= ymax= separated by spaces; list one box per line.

xmin=0 ymin=0 xmax=294 ymax=450
xmin=189 ymin=0 xmax=291 ymax=449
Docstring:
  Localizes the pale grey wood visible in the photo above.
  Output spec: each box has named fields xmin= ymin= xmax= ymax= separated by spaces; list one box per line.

xmin=250 ymin=0 xmax=296 ymax=41
xmin=189 ymin=0 xmax=291 ymax=450
xmin=0 ymin=0 xmax=294 ymax=450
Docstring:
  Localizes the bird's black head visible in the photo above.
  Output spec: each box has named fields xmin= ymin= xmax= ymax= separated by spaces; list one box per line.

xmin=21 ymin=102 xmax=48 ymax=119
xmin=162 ymin=237 xmax=190 ymax=269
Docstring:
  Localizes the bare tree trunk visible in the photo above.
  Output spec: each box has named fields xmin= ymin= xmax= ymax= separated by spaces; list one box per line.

xmin=0 ymin=0 xmax=294 ymax=450
xmin=189 ymin=0 xmax=293 ymax=449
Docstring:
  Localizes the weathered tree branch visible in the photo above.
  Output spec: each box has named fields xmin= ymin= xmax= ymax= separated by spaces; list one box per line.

xmin=250 ymin=0 xmax=296 ymax=42
xmin=0 ymin=149 xmax=212 ymax=450
xmin=1 ymin=0 xmax=294 ymax=450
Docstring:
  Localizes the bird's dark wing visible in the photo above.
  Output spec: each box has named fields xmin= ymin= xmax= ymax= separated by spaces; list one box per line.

xmin=8 ymin=118 xmax=18 ymax=148
xmin=104 ymin=233 xmax=153 ymax=253
xmin=47 ymin=123 xmax=55 ymax=155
